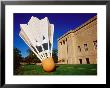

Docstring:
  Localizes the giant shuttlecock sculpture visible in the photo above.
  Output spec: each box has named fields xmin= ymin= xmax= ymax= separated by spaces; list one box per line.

xmin=19 ymin=16 xmax=55 ymax=72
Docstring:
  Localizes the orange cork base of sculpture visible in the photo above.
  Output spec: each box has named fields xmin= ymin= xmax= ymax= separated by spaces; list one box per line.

xmin=42 ymin=57 xmax=55 ymax=72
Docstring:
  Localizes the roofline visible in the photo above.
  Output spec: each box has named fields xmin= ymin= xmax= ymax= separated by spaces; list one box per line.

xmin=58 ymin=15 xmax=97 ymax=41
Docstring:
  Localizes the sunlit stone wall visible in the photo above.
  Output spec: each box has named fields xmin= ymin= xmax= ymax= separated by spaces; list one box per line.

xmin=58 ymin=16 xmax=97 ymax=64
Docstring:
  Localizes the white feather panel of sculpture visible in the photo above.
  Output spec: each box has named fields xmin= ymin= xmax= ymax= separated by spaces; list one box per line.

xmin=19 ymin=16 xmax=55 ymax=72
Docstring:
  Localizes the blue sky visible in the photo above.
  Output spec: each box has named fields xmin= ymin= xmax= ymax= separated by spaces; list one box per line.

xmin=14 ymin=13 xmax=97 ymax=57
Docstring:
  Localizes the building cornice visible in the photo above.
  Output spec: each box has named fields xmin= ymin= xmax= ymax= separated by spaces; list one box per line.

xmin=58 ymin=15 xmax=97 ymax=41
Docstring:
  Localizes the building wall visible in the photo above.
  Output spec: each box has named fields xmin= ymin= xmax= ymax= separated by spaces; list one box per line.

xmin=58 ymin=16 xmax=97 ymax=64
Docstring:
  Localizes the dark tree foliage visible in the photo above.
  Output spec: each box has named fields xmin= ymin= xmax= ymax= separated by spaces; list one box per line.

xmin=52 ymin=49 xmax=58 ymax=63
xmin=25 ymin=49 xmax=41 ymax=64
xmin=14 ymin=48 xmax=22 ymax=75
xmin=25 ymin=49 xmax=58 ymax=64
xmin=18 ymin=48 xmax=58 ymax=66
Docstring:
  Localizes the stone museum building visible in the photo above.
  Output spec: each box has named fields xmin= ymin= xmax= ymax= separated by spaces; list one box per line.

xmin=58 ymin=15 xmax=97 ymax=64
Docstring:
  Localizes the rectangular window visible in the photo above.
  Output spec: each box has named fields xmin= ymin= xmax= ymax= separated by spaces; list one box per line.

xmin=93 ymin=40 xmax=97 ymax=49
xmin=67 ymin=44 xmax=68 ymax=53
xmin=86 ymin=58 xmax=90 ymax=64
xmin=78 ymin=46 xmax=81 ymax=52
xmin=60 ymin=42 xmax=62 ymax=45
xmin=79 ymin=59 xmax=82 ymax=64
xmin=63 ymin=40 xmax=65 ymax=44
xmin=84 ymin=44 xmax=88 ymax=51
xmin=66 ymin=38 xmax=67 ymax=41
xmin=67 ymin=60 xmax=68 ymax=64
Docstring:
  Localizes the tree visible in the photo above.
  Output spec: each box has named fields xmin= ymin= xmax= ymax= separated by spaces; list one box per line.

xmin=26 ymin=49 xmax=41 ymax=64
xmin=52 ymin=49 xmax=58 ymax=63
xmin=14 ymin=48 xmax=22 ymax=74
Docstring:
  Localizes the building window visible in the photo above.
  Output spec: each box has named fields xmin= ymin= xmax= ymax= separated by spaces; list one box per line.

xmin=79 ymin=59 xmax=82 ymax=64
xmin=84 ymin=44 xmax=88 ymax=51
xmin=86 ymin=58 xmax=90 ymax=64
xmin=78 ymin=46 xmax=81 ymax=52
xmin=67 ymin=60 xmax=68 ymax=64
xmin=93 ymin=40 xmax=97 ymax=49
xmin=60 ymin=42 xmax=62 ymax=45
xmin=63 ymin=40 xmax=65 ymax=44
xmin=62 ymin=59 xmax=65 ymax=62
xmin=67 ymin=44 xmax=68 ymax=53
xmin=66 ymin=38 xmax=67 ymax=41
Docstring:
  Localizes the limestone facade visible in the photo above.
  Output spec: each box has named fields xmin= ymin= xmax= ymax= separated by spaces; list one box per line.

xmin=58 ymin=16 xmax=97 ymax=64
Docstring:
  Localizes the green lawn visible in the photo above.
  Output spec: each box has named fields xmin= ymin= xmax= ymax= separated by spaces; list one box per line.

xmin=15 ymin=64 xmax=97 ymax=75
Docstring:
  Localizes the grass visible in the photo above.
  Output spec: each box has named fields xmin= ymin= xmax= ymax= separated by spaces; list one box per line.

xmin=15 ymin=64 xmax=97 ymax=75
